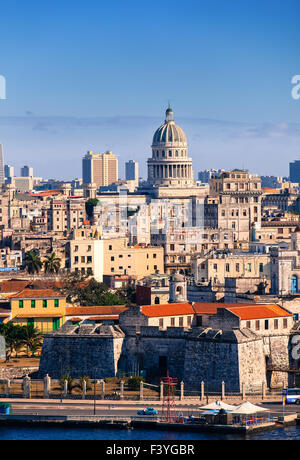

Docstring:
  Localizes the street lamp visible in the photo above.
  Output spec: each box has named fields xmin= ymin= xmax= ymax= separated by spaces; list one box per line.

xmin=93 ymin=368 xmax=97 ymax=416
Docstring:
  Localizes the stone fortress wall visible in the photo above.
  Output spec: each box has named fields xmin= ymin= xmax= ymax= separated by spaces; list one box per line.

xmin=38 ymin=320 xmax=291 ymax=392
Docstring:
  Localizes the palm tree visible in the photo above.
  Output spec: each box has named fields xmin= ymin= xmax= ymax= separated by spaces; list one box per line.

xmin=24 ymin=251 xmax=43 ymax=275
xmin=44 ymin=252 xmax=61 ymax=275
xmin=22 ymin=324 xmax=43 ymax=357
xmin=0 ymin=323 xmax=25 ymax=362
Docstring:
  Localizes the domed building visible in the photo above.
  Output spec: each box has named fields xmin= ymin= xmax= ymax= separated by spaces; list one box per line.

xmin=147 ymin=107 xmax=194 ymax=189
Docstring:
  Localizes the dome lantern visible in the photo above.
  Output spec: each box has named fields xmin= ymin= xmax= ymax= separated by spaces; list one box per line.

xmin=165 ymin=107 xmax=174 ymax=123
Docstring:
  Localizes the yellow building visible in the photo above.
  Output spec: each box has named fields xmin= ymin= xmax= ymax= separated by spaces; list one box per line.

xmin=69 ymin=227 xmax=164 ymax=281
xmin=8 ymin=289 xmax=67 ymax=333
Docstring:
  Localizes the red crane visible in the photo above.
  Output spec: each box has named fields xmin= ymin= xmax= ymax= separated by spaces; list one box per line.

xmin=161 ymin=372 xmax=178 ymax=423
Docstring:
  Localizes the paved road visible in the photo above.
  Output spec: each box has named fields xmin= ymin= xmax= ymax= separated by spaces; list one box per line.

xmin=3 ymin=400 xmax=299 ymax=419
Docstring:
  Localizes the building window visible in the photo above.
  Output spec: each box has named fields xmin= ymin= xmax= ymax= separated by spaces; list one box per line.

xmin=19 ymin=300 xmax=24 ymax=309
xmin=43 ymin=300 xmax=47 ymax=308
xmin=265 ymin=320 xmax=269 ymax=330
xmin=259 ymin=263 xmax=264 ymax=273
xmin=246 ymin=321 xmax=251 ymax=329
xmin=187 ymin=316 xmax=192 ymax=327
xmin=179 ymin=317 xmax=184 ymax=327
xmin=274 ymin=319 xmax=278 ymax=330
xmin=54 ymin=299 xmax=59 ymax=308
xmin=171 ymin=318 xmax=175 ymax=327
xmin=159 ymin=318 xmax=164 ymax=328
xmin=226 ymin=264 xmax=230 ymax=273
xmin=255 ymin=320 xmax=260 ymax=331
xmin=283 ymin=319 xmax=288 ymax=329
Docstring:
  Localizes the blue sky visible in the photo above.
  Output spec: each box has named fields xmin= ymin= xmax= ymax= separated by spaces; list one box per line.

xmin=0 ymin=0 xmax=300 ymax=179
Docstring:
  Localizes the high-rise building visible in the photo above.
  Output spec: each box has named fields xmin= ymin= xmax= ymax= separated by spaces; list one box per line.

xmin=125 ymin=160 xmax=139 ymax=184
xmin=0 ymin=145 xmax=5 ymax=187
xmin=4 ymin=164 xmax=14 ymax=180
xmin=21 ymin=165 xmax=34 ymax=177
xmin=82 ymin=151 xmax=118 ymax=187
xmin=290 ymin=161 xmax=300 ymax=184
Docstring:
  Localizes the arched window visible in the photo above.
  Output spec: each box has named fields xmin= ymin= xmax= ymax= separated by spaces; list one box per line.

xmin=169 ymin=151 xmax=172 ymax=157
xmin=162 ymin=151 xmax=166 ymax=158
xmin=175 ymin=151 xmax=179 ymax=157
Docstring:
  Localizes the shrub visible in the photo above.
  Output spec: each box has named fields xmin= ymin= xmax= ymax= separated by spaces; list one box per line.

xmin=127 ymin=376 xmax=145 ymax=391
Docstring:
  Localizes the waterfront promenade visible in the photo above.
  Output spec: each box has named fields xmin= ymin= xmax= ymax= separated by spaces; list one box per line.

xmin=0 ymin=396 xmax=294 ymax=418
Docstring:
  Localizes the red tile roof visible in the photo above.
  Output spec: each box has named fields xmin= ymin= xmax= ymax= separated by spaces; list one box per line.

xmin=8 ymin=289 xmax=66 ymax=299
xmin=192 ymin=302 xmax=292 ymax=320
xmin=228 ymin=304 xmax=292 ymax=320
xmin=141 ymin=303 xmax=194 ymax=318
xmin=66 ymin=306 xmax=127 ymax=316
xmin=0 ymin=280 xmax=32 ymax=294
xmin=0 ymin=279 xmax=70 ymax=294
xmin=192 ymin=303 xmax=244 ymax=315
xmin=28 ymin=190 xmax=60 ymax=197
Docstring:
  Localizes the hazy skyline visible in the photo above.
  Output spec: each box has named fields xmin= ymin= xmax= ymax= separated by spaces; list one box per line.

xmin=0 ymin=0 xmax=299 ymax=179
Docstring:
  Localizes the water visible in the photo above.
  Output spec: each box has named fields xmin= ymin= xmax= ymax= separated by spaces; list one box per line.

xmin=0 ymin=425 xmax=299 ymax=440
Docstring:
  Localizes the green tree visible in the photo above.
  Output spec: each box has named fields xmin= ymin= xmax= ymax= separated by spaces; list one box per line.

xmin=24 ymin=251 xmax=43 ymax=275
xmin=44 ymin=252 xmax=61 ymax=275
xmin=85 ymin=198 xmax=99 ymax=219
xmin=115 ymin=285 xmax=137 ymax=306
xmin=0 ymin=323 xmax=26 ymax=362
xmin=21 ymin=324 xmax=43 ymax=357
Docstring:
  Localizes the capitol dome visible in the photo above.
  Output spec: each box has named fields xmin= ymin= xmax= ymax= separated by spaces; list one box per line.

xmin=152 ymin=108 xmax=187 ymax=147
xmin=147 ymin=106 xmax=194 ymax=189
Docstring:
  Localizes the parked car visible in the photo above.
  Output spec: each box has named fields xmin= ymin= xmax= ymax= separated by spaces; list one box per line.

xmin=137 ymin=407 xmax=158 ymax=416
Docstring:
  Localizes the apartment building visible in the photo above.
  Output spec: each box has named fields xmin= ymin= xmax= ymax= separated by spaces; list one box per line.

xmin=69 ymin=227 xmax=164 ymax=282
xmin=209 ymin=170 xmax=262 ymax=243
xmin=83 ymin=151 xmax=118 ymax=188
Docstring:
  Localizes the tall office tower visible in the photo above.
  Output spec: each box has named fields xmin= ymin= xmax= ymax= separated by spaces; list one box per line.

xmin=4 ymin=164 xmax=14 ymax=180
xmin=82 ymin=151 xmax=118 ymax=187
xmin=125 ymin=160 xmax=139 ymax=183
xmin=21 ymin=165 xmax=34 ymax=177
xmin=0 ymin=145 xmax=5 ymax=187
xmin=290 ymin=161 xmax=300 ymax=183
